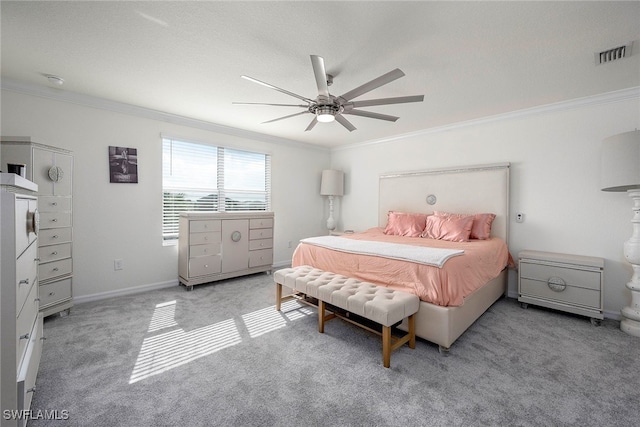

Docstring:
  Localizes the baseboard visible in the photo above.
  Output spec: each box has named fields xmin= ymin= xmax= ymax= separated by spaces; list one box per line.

xmin=73 ymin=279 xmax=179 ymax=305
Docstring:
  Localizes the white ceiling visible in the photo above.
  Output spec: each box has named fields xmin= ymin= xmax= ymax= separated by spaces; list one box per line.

xmin=2 ymin=1 xmax=639 ymax=148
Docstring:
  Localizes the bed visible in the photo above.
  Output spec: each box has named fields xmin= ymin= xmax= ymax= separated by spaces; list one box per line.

xmin=292 ymin=162 xmax=511 ymax=352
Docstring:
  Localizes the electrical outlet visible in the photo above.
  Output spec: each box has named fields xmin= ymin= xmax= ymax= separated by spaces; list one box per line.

xmin=516 ymin=213 xmax=525 ymax=223
xmin=114 ymin=259 xmax=124 ymax=270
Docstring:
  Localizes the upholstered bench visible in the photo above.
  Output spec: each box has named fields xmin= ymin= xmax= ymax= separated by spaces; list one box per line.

xmin=274 ymin=266 xmax=420 ymax=368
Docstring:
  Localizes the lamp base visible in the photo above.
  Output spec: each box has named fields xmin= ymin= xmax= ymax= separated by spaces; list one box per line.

xmin=621 ymin=190 xmax=640 ymax=337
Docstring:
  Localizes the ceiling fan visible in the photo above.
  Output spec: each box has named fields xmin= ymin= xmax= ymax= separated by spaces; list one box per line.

xmin=234 ymin=55 xmax=425 ymax=132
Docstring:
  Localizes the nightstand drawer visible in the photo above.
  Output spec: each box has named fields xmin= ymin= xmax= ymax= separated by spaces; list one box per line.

xmin=520 ymin=277 xmax=600 ymax=309
xmin=519 ymin=262 xmax=601 ymax=291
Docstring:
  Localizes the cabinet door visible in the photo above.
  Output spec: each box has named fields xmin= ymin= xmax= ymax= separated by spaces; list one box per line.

xmin=221 ymin=219 xmax=249 ymax=273
xmin=32 ymin=148 xmax=72 ymax=196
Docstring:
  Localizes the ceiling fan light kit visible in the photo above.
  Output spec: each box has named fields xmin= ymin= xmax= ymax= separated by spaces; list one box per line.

xmin=235 ymin=55 xmax=424 ymax=132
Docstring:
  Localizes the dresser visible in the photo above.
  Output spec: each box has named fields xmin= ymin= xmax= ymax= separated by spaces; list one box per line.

xmin=1 ymin=138 xmax=74 ymax=317
xmin=1 ymin=174 xmax=43 ymax=426
xmin=518 ymin=250 xmax=604 ymax=325
xmin=178 ymin=212 xmax=274 ymax=290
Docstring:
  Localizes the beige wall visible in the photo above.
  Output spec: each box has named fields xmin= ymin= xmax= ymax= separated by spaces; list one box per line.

xmin=330 ymin=90 xmax=640 ymax=319
xmin=1 ymin=90 xmax=331 ymax=301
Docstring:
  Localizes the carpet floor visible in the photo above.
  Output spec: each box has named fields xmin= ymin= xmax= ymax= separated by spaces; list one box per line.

xmin=28 ymin=272 xmax=640 ymax=426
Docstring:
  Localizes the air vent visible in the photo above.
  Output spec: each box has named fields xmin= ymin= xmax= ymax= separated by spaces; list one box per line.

xmin=595 ymin=42 xmax=633 ymax=65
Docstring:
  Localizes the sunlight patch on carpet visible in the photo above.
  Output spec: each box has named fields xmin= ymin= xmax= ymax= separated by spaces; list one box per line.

xmin=129 ymin=299 xmax=313 ymax=383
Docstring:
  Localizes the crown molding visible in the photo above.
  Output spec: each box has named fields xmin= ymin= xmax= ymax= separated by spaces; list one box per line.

xmin=0 ymin=78 xmax=329 ymax=152
xmin=333 ymin=86 xmax=640 ymax=152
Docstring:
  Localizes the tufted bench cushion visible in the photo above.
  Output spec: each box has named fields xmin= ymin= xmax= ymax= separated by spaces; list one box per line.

xmin=274 ymin=265 xmax=420 ymax=368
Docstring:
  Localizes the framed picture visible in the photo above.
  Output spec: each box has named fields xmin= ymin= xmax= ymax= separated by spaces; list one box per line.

xmin=109 ymin=146 xmax=138 ymax=183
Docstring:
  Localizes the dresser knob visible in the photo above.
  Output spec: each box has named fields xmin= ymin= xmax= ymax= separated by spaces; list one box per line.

xmin=53 ymin=267 xmax=59 ymax=272
xmin=51 ymin=218 xmax=58 ymax=222
xmin=52 ymin=235 xmax=59 ymax=239
xmin=547 ymin=277 xmax=567 ymax=292
xmin=52 ymin=251 xmax=58 ymax=255
xmin=52 ymin=202 xmax=57 ymax=206
xmin=19 ymin=333 xmax=30 ymax=340
xmin=19 ymin=278 xmax=29 ymax=285
xmin=27 ymin=387 xmax=36 ymax=394
xmin=49 ymin=292 xmax=55 ymax=296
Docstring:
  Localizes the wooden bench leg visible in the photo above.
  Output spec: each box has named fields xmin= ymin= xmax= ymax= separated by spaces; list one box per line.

xmin=275 ymin=282 xmax=282 ymax=311
xmin=408 ymin=314 xmax=416 ymax=349
xmin=382 ymin=325 xmax=391 ymax=368
xmin=318 ymin=300 xmax=325 ymax=333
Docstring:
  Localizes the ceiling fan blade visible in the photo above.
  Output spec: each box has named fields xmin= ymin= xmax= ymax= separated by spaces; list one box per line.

xmin=305 ymin=117 xmax=318 ymax=132
xmin=310 ymin=55 xmax=330 ymax=100
xmin=338 ymin=68 xmax=405 ymax=102
xmin=335 ymin=114 xmax=356 ymax=132
xmin=350 ymin=95 xmax=424 ymax=108
xmin=233 ymin=102 xmax=308 ymax=108
xmin=262 ymin=111 xmax=309 ymax=124
xmin=241 ymin=75 xmax=314 ymax=103
xmin=342 ymin=109 xmax=399 ymax=122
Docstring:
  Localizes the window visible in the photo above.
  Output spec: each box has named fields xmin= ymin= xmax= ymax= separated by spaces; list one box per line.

xmin=162 ymin=137 xmax=271 ymax=241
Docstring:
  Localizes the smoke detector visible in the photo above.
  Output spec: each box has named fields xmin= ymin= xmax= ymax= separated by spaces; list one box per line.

xmin=595 ymin=41 xmax=634 ymax=65
xmin=44 ymin=74 xmax=64 ymax=86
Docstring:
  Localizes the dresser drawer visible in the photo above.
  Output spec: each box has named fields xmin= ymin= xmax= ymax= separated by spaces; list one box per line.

xmin=520 ymin=277 xmax=601 ymax=309
xmin=40 ymin=278 xmax=72 ymax=308
xmin=39 ymin=211 xmax=72 ymax=229
xmin=249 ymin=228 xmax=273 ymax=240
xmin=190 ymin=219 xmax=221 ymax=233
xmin=38 ymin=196 xmax=71 ymax=212
xmin=39 ymin=258 xmax=73 ymax=282
xmin=189 ymin=243 xmax=220 ymax=258
xmin=250 ymin=217 xmax=274 ymax=229
xmin=249 ymin=238 xmax=273 ymax=251
xmin=38 ymin=227 xmax=72 ymax=245
xmin=17 ymin=314 xmax=43 ymax=417
xmin=190 ymin=231 xmax=221 ymax=246
xmin=17 ymin=243 xmax=38 ymax=311
xmin=249 ymin=248 xmax=273 ymax=268
xmin=16 ymin=282 xmax=39 ymax=366
xmin=189 ymin=255 xmax=222 ymax=277
xmin=38 ymin=242 xmax=72 ymax=263
xmin=520 ymin=262 xmax=601 ymax=291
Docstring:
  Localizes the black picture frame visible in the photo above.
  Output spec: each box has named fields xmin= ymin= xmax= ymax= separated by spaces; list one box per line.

xmin=109 ymin=146 xmax=138 ymax=183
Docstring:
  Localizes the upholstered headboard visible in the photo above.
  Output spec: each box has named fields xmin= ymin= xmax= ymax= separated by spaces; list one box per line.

xmin=378 ymin=163 xmax=510 ymax=242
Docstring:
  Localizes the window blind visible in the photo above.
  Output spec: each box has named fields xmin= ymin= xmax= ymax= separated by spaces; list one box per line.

xmin=162 ymin=138 xmax=271 ymax=241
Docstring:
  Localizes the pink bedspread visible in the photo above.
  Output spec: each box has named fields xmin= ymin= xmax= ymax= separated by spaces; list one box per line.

xmin=292 ymin=227 xmax=511 ymax=307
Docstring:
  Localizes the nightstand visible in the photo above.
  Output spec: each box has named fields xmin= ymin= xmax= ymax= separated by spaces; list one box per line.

xmin=518 ymin=250 xmax=604 ymax=325
xmin=329 ymin=230 xmax=355 ymax=236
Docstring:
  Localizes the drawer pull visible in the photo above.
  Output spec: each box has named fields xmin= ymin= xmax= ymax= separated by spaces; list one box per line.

xmin=49 ymin=292 xmax=56 ymax=296
xmin=547 ymin=277 xmax=567 ymax=292
xmin=51 ymin=202 xmax=58 ymax=206
xmin=52 ymin=235 xmax=59 ymax=239
xmin=52 ymin=251 xmax=58 ymax=255
xmin=51 ymin=218 xmax=58 ymax=222
xmin=19 ymin=278 xmax=29 ymax=285
xmin=27 ymin=387 xmax=36 ymax=394
xmin=35 ymin=298 xmax=40 ymax=302
xmin=19 ymin=333 xmax=30 ymax=340
xmin=53 ymin=267 xmax=59 ymax=272
xmin=35 ymin=258 xmax=40 ymax=262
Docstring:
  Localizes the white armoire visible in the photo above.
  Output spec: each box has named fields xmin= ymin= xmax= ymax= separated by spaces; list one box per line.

xmin=1 ymin=173 xmax=43 ymax=426
xmin=1 ymin=137 xmax=74 ymax=317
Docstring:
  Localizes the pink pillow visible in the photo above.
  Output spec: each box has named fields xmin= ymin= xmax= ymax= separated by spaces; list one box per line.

xmin=384 ymin=211 xmax=428 ymax=237
xmin=421 ymin=215 xmax=473 ymax=242
xmin=434 ymin=211 xmax=496 ymax=240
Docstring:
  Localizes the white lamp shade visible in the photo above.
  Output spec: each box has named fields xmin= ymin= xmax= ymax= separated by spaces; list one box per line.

xmin=320 ymin=169 xmax=344 ymax=196
xmin=601 ymin=130 xmax=640 ymax=192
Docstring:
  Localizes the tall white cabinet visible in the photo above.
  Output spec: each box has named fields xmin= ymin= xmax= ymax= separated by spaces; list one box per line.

xmin=1 ymin=174 xmax=43 ymax=427
xmin=178 ymin=212 xmax=274 ymax=290
xmin=1 ymin=137 xmax=74 ymax=317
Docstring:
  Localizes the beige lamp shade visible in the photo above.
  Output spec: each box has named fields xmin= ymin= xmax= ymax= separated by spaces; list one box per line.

xmin=601 ymin=130 xmax=640 ymax=192
xmin=320 ymin=170 xmax=344 ymax=196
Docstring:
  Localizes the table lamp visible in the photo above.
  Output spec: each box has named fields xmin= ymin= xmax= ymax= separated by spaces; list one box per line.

xmin=320 ymin=169 xmax=344 ymax=231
